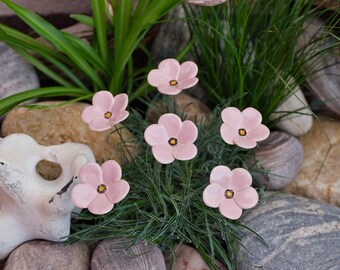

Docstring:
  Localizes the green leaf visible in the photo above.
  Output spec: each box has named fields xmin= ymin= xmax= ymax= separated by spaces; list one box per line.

xmin=1 ymin=0 xmax=105 ymax=89
xmin=0 ymin=87 xmax=90 ymax=116
xmin=70 ymin=14 xmax=94 ymax=28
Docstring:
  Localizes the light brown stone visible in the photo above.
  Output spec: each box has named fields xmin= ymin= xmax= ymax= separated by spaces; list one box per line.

xmin=284 ymin=118 xmax=340 ymax=206
xmin=4 ymin=240 xmax=90 ymax=270
xmin=164 ymin=244 xmax=227 ymax=270
xmin=1 ymin=102 xmax=135 ymax=178
xmin=185 ymin=0 xmax=226 ymax=6
xmin=146 ymin=93 xmax=211 ymax=125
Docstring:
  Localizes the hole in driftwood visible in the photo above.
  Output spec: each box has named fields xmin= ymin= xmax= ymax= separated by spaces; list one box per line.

xmin=36 ymin=160 xmax=62 ymax=181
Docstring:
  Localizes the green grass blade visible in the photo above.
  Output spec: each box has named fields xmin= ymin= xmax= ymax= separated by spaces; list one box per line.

xmin=1 ymin=0 xmax=105 ymax=89
xmin=0 ymin=87 xmax=90 ymax=116
xmin=70 ymin=14 xmax=94 ymax=28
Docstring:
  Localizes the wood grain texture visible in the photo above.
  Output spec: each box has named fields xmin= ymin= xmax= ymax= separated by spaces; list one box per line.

xmin=237 ymin=193 xmax=340 ymax=270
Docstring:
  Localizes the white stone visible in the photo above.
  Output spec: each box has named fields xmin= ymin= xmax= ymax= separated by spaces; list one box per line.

xmin=185 ymin=0 xmax=226 ymax=6
xmin=0 ymin=133 xmax=95 ymax=260
xmin=271 ymin=85 xmax=313 ymax=137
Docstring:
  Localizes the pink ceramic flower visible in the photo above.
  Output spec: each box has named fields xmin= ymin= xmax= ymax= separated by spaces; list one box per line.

xmin=147 ymin=58 xmax=199 ymax=95
xmin=220 ymin=107 xmax=270 ymax=149
xmin=82 ymin=90 xmax=129 ymax=131
xmin=203 ymin=165 xmax=258 ymax=220
xmin=71 ymin=160 xmax=130 ymax=215
xmin=144 ymin=113 xmax=198 ymax=164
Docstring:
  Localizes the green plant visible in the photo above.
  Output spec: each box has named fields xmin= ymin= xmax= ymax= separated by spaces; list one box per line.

xmin=0 ymin=0 xmax=182 ymax=115
xmin=69 ymin=106 xmax=265 ymax=270
xmin=184 ymin=0 xmax=339 ymax=125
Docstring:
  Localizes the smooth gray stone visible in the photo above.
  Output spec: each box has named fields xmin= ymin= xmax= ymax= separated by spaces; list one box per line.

xmin=0 ymin=42 xmax=39 ymax=109
xmin=237 ymin=193 xmax=340 ymax=270
xmin=92 ymin=238 xmax=166 ymax=270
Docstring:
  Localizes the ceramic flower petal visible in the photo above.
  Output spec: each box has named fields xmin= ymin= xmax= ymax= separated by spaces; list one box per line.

xmin=144 ymin=124 xmax=168 ymax=146
xmin=233 ymin=188 xmax=259 ymax=209
xmin=82 ymin=90 xmax=129 ymax=132
xmin=230 ymin=168 xmax=252 ymax=191
xmin=106 ymin=180 xmax=130 ymax=204
xmin=71 ymin=184 xmax=98 ymax=208
xmin=203 ymin=184 xmax=225 ymax=208
xmin=177 ymin=121 xmax=198 ymax=144
xmin=88 ymin=194 xmax=114 ymax=215
xmin=101 ymin=160 xmax=122 ymax=184
xmin=210 ymin=165 xmax=232 ymax=188
xmin=79 ymin=163 xmax=102 ymax=188
xmin=220 ymin=106 xmax=270 ymax=149
xmin=147 ymin=58 xmax=199 ymax=95
xmin=158 ymin=58 xmax=180 ymax=79
xmin=158 ymin=113 xmax=182 ymax=137
xmin=92 ymin=90 xmax=114 ymax=112
xmin=172 ymin=144 xmax=197 ymax=160
xmin=144 ymin=113 xmax=198 ymax=164
xmin=152 ymin=144 xmax=175 ymax=164
xmin=219 ymin=199 xmax=242 ymax=220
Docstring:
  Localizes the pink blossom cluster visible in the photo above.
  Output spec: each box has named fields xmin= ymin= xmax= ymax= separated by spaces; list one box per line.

xmin=71 ymin=58 xmax=270 ymax=220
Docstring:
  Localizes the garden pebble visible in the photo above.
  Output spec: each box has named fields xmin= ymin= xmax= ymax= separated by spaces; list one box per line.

xmin=91 ymin=238 xmax=166 ymax=270
xmin=1 ymin=102 xmax=135 ymax=179
xmin=185 ymin=0 xmax=227 ymax=6
xmin=272 ymin=87 xmax=313 ymax=137
xmin=297 ymin=18 xmax=340 ymax=118
xmin=249 ymin=131 xmax=303 ymax=190
xmin=4 ymin=240 xmax=90 ymax=270
xmin=0 ymin=42 xmax=39 ymax=112
xmin=146 ymin=93 xmax=211 ymax=125
xmin=237 ymin=193 xmax=340 ymax=270
xmin=284 ymin=118 xmax=340 ymax=206
xmin=164 ymin=244 xmax=226 ymax=270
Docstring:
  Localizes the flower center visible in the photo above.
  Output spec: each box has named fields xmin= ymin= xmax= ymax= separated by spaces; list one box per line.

xmin=104 ymin=111 xmax=112 ymax=119
xmin=224 ymin=189 xmax=234 ymax=199
xmin=97 ymin=184 xmax=107 ymax=194
xmin=238 ymin=128 xmax=247 ymax=136
xmin=169 ymin=80 xmax=178 ymax=86
xmin=168 ymin=137 xmax=178 ymax=146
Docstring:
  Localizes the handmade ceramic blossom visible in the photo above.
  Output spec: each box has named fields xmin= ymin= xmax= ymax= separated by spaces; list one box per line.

xmin=144 ymin=113 xmax=198 ymax=164
xmin=203 ymin=165 xmax=258 ymax=220
xmin=0 ymin=133 xmax=95 ymax=260
xmin=71 ymin=160 xmax=130 ymax=215
xmin=147 ymin=58 xmax=199 ymax=95
xmin=220 ymin=107 xmax=270 ymax=149
xmin=82 ymin=90 xmax=129 ymax=131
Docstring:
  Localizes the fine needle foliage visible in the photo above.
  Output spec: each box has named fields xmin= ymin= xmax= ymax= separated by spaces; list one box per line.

xmin=184 ymin=0 xmax=339 ymax=126
xmin=69 ymin=103 xmax=265 ymax=270
xmin=0 ymin=0 xmax=182 ymax=115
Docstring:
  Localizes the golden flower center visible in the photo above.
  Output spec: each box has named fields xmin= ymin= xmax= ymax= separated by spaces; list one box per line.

xmin=97 ymin=184 xmax=107 ymax=194
xmin=169 ymin=80 xmax=178 ymax=86
xmin=104 ymin=111 xmax=112 ymax=119
xmin=168 ymin=137 xmax=178 ymax=146
xmin=225 ymin=189 xmax=234 ymax=199
xmin=238 ymin=128 xmax=247 ymax=136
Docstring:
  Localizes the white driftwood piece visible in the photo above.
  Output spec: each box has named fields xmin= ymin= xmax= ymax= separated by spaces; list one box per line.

xmin=0 ymin=133 xmax=95 ymax=260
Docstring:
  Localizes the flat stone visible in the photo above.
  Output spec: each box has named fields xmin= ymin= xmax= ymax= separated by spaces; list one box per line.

xmin=164 ymin=244 xmax=227 ymax=270
xmin=0 ymin=42 xmax=39 ymax=109
xmin=237 ymin=193 xmax=340 ymax=270
xmin=4 ymin=240 xmax=90 ymax=270
xmin=250 ymin=131 xmax=304 ymax=190
xmin=284 ymin=118 xmax=340 ymax=206
xmin=146 ymin=93 xmax=211 ymax=125
xmin=271 ymin=86 xmax=313 ymax=137
xmin=1 ymin=102 xmax=135 ymax=179
xmin=0 ymin=0 xmax=91 ymax=16
xmin=91 ymin=238 xmax=166 ymax=270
